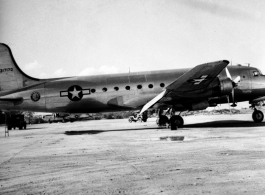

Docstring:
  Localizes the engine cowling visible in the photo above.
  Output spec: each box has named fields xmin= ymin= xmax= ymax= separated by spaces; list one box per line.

xmin=212 ymin=78 xmax=233 ymax=96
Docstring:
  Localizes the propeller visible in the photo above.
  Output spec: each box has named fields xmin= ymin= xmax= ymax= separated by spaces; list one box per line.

xmin=225 ymin=67 xmax=240 ymax=107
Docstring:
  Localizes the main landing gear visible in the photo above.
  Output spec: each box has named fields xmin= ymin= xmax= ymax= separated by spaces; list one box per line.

xmin=170 ymin=115 xmax=184 ymax=130
xmin=156 ymin=109 xmax=184 ymax=130
xmin=252 ymin=108 xmax=264 ymax=123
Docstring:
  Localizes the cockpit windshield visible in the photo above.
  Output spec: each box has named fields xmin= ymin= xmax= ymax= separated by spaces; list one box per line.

xmin=253 ymin=69 xmax=263 ymax=77
xmin=253 ymin=71 xmax=259 ymax=77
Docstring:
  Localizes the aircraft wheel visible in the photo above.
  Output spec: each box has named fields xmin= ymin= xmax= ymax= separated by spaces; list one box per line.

xmin=252 ymin=110 xmax=264 ymax=122
xmin=170 ymin=115 xmax=184 ymax=130
xmin=156 ymin=115 xmax=169 ymax=127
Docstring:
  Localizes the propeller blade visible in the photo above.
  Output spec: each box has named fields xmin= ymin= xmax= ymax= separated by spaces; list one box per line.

xmin=226 ymin=68 xmax=239 ymax=107
xmin=231 ymin=76 xmax=240 ymax=106
xmin=233 ymin=76 xmax=241 ymax=84
xmin=225 ymin=68 xmax=232 ymax=80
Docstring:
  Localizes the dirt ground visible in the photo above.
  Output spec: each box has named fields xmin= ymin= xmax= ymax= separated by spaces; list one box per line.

xmin=1 ymin=114 xmax=265 ymax=195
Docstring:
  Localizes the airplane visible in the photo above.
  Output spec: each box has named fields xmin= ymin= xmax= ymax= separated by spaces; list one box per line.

xmin=0 ymin=43 xmax=265 ymax=130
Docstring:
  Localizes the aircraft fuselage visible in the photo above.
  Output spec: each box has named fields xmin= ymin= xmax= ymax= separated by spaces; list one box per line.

xmin=1 ymin=65 xmax=264 ymax=113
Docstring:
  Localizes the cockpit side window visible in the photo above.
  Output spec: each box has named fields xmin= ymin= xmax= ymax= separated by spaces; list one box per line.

xmin=253 ymin=71 xmax=260 ymax=77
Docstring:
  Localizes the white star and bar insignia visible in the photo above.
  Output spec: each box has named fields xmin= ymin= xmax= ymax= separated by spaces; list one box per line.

xmin=188 ymin=75 xmax=210 ymax=85
xmin=60 ymin=85 xmax=90 ymax=101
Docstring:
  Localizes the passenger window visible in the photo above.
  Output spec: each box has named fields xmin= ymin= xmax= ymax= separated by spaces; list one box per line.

xmin=125 ymin=86 xmax=130 ymax=90
xmin=160 ymin=83 xmax=165 ymax=87
xmin=91 ymin=89 xmax=96 ymax=93
xmin=102 ymin=87 xmax=107 ymax=92
xmin=137 ymin=85 xmax=142 ymax=89
xmin=114 ymin=87 xmax=119 ymax=91
xmin=148 ymin=84 xmax=153 ymax=88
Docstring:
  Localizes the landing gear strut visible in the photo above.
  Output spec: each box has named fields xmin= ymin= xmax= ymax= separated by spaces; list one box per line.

xmin=252 ymin=108 xmax=264 ymax=122
xmin=156 ymin=109 xmax=184 ymax=130
xmin=156 ymin=116 xmax=169 ymax=127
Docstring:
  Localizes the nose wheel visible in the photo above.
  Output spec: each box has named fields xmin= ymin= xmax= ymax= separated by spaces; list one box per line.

xmin=252 ymin=109 xmax=264 ymax=122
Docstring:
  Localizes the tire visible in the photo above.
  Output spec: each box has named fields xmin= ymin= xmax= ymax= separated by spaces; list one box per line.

xmin=7 ymin=126 xmax=12 ymax=130
xmin=19 ymin=126 xmax=22 ymax=130
xmin=128 ymin=118 xmax=132 ymax=123
xmin=170 ymin=115 xmax=184 ymax=129
xmin=24 ymin=124 xmax=27 ymax=129
xmin=252 ymin=110 xmax=264 ymax=122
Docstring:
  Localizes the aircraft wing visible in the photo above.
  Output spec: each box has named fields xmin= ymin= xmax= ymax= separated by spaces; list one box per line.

xmin=166 ymin=60 xmax=229 ymax=92
xmin=139 ymin=60 xmax=229 ymax=114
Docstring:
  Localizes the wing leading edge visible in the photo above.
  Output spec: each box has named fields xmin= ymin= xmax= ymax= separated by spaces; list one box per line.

xmin=139 ymin=60 xmax=229 ymax=114
xmin=166 ymin=60 xmax=229 ymax=92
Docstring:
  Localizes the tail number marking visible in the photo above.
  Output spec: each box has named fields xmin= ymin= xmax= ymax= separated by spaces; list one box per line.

xmin=0 ymin=68 xmax=13 ymax=73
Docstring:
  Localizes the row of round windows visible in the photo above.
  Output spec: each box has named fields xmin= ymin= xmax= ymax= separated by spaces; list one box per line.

xmin=90 ymin=83 xmax=165 ymax=93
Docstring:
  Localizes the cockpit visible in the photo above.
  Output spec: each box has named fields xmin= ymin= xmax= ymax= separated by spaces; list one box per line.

xmin=253 ymin=69 xmax=263 ymax=77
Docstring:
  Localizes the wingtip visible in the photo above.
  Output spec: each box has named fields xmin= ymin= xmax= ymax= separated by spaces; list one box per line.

xmin=223 ymin=60 xmax=230 ymax=64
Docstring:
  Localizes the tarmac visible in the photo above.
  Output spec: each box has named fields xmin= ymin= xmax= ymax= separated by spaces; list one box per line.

xmin=1 ymin=114 xmax=265 ymax=195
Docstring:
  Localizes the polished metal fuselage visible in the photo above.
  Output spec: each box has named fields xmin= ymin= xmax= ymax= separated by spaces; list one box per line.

xmin=0 ymin=65 xmax=265 ymax=113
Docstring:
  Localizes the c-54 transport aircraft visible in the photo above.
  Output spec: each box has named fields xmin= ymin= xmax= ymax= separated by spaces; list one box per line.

xmin=0 ymin=43 xmax=265 ymax=129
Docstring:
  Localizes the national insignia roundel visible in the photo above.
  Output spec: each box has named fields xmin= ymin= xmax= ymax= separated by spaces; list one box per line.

xmin=31 ymin=92 xmax=41 ymax=102
xmin=60 ymin=85 xmax=91 ymax=101
xmin=67 ymin=85 xmax=83 ymax=101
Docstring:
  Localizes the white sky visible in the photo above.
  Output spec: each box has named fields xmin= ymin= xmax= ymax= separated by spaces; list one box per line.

xmin=0 ymin=0 xmax=265 ymax=79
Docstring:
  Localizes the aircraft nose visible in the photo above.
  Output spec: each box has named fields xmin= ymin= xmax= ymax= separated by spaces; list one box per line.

xmin=252 ymin=75 xmax=265 ymax=93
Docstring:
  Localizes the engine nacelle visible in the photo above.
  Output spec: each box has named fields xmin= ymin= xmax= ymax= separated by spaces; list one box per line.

xmin=212 ymin=78 xmax=233 ymax=96
xmin=190 ymin=100 xmax=209 ymax=111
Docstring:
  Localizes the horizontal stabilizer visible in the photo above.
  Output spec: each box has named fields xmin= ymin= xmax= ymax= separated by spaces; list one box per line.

xmin=0 ymin=97 xmax=23 ymax=102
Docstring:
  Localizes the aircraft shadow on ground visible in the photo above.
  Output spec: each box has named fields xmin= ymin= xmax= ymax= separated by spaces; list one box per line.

xmin=64 ymin=127 xmax=156 ymax=135
xmin=185 ymin=120 xmax=265 ymax=128
xmin=64 ymin=120 xmax=265 ymax=135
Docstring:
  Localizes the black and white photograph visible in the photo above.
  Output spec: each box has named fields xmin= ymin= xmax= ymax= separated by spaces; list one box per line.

xmin=1 ymin=0 xmax=265 ymax=194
